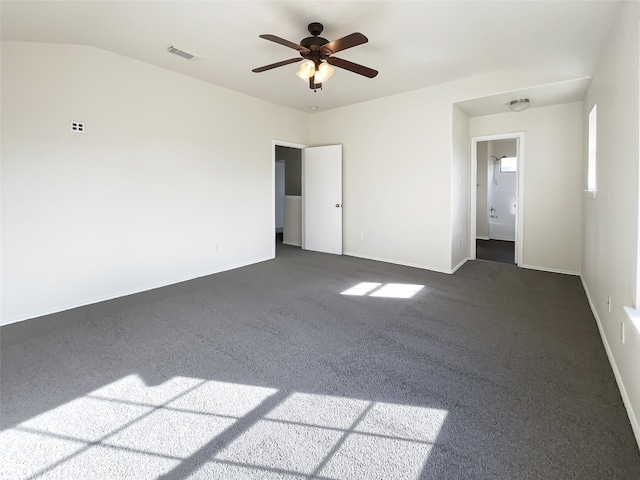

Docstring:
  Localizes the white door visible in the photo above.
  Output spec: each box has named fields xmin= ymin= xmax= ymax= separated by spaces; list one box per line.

xmin=303 ymin=145 xmax=342 ymax=254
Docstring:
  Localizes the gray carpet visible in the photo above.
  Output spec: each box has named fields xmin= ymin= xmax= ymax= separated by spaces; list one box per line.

xmin=2 ymin=243 xmax=640 ymax=479
xmin=476 ymin=239 xmax=515 ymax=265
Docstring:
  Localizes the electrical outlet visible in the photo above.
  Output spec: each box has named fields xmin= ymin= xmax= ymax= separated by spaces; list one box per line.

xmin=607 ymin=296 xmax=611 ymax=313
xmin=358 ymin=233 xmax=364 ymax=241
xmin=70 ymin=121 xmax=85 ymax=133
xmin=215 ymin=244 xmax=220 ymax=251
xmin=621 ymin=320 xmax=625 ymax=344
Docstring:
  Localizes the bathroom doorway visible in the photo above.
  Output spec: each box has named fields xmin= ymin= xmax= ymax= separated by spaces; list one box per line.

xmin=470 ymin=133 xmax=524 ymax=265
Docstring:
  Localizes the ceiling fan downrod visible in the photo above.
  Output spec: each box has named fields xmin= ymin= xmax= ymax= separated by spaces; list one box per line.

xmin=309 ymin=77 xmax=322 ymax=92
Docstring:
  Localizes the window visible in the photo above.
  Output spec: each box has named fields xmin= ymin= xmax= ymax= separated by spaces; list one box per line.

xmin=500 ymin=156 xmax=517 ymax=173
xmin=587 ymin=104 xmax=597 ymax=193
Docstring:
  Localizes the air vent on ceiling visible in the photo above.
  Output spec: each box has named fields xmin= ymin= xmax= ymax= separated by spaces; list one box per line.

xmin=166 ymin=45 xmax=203 ymax=61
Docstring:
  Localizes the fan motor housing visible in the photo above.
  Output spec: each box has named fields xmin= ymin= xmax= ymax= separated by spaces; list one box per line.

xmin=300 ymin=22 xmax=328 ymax=50
xmin=300 ymin=36 xmax=329 ymax=49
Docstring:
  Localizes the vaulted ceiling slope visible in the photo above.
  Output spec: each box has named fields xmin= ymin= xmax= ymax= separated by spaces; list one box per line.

xmin=0 ymin=0 xmax=621 ymax=113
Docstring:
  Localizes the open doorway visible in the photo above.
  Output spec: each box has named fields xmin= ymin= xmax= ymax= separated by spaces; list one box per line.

xmin=470 ymin=133 xmax=524 ymax=266
xmin=273 ymin=141 xmax=304 ymax=256
xmin=272 ymin=140 xmax=344 ymax=258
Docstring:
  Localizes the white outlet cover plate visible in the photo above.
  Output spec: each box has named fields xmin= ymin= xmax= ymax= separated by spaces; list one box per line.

xmin=70 ymin=121 xmax=85 ymax=133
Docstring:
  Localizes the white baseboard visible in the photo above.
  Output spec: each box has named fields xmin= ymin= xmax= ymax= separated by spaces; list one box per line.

xmin=451 ymin=257 xmax=469 ymax=273
xmin=343 ymin=251 xmax=458 ymax=274
xmin=476 ymin=236 xmax=490 ymax=240
xmin=282 ymin=241 xmax=301 ymax=247
xmin=1 ymin=256 xmax=274 ymax=326
xmin=520 ymin=263 xmax=580 ymax=276
xmin=580 ymin=275 xmax=640 ymax=451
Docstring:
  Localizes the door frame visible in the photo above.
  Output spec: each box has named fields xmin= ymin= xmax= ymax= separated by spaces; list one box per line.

xmin=470 ymin=132 xmax=525 ymax=265
xmin=272 ymin=140 xmax=307 ymax=258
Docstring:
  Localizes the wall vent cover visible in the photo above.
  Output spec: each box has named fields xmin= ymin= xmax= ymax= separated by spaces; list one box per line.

xmin=167 ymin=45 xmax=202 ymax=61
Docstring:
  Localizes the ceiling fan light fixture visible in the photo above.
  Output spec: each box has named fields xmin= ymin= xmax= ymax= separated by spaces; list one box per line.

xmin=314 ymin=63 xmax=334 ymax=83
xmin=252 ymin=22 xmax=378 ymax=90
xmin=296 ymin=60 xmax=315 ymax=80
xmin=509 ymin=98 xmax=530 ymax=112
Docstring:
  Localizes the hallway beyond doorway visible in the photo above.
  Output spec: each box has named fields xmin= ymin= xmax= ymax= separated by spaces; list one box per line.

xmin=476 ymin=239 xmax=515 ymax=264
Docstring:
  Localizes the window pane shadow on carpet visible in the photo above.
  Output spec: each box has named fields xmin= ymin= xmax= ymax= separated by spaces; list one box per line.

xmin=2 ymin=244 xmax=639 ymax=479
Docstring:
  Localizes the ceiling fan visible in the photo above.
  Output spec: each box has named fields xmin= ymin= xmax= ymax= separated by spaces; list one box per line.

xmin=252 ymin=22 xmax=378 ymax=91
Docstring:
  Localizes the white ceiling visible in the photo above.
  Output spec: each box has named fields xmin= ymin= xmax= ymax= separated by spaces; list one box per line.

xmin=0 ymin=1 xmax=621 ymax=114
xmin=456 ymin=77 xmax=593 ymax=117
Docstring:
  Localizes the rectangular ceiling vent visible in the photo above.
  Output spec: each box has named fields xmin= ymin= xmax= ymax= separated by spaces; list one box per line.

xmin=167 ymin=45 xmax=202 ymax=61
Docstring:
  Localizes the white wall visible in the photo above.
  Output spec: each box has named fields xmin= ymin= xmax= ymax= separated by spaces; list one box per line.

xmin=309 ymin=89 xmax=454 ymax=272
xmin=470 ymin=102 xmax=583 ymax=274
xmin=476 ymin=141 xmax=489 ymax=238
xmin=283 ymin=196 xmax=302 ymax=247
xmin=0 ymin=40 xmax=598 ymax=323
xmin=451 ymin=105 xmax=470 ymax=269
xmin=581 ymin=1 xmax=640 ymax=446
xmin=309 ymin=70 xmax=577 ymax=273
xmin=1 ymin=41 xmax=309 ymax=324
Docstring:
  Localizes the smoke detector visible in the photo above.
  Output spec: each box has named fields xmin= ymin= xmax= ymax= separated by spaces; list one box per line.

xmin=166 ymin=45 xmax=203 ymax=61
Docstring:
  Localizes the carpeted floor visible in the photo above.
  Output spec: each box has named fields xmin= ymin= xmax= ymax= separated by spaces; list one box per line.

xmin=476 ymin=239 xmax=515 ymax=264
xmin=2 ymin=242 xmax=640 ymax=479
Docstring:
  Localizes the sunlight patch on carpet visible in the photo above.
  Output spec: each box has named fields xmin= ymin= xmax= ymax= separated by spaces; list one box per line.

xmin=341 ymin=282 xmax=382 ymax=296
xmin=341 ymin=282 xmax=425 ymax=299
xmin=1 ymin=375 xmax=447 ymax=480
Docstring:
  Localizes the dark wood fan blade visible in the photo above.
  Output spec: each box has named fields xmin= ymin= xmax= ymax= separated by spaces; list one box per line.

xmin=321 ymin=32 xmax=368 ymax=55
xmin=252 ymin=58 xmax=303 ymax=73
xmin=259 ymin=34 xmax=310 ymax=53
xmin=327 ymin=57 xmax=378 ymax=78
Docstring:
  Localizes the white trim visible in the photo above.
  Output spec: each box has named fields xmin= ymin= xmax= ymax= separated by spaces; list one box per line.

xmin=520 ymin=263 xmax=580 ymax=276
xmin=451 ymin=257 xmax=469 ymax=273
xmin=637 ymin=23 xmax=640 ymax=308
xmin=470 ymin=138 xmax=478 ymax=258
xmin=623 ymin=307 xmax=640 ymax=336
xmin=476 ymin=235 xmax=490 ymax=240
xmin=470 ymin=132 xmax=525 ymax=266
xmin=344 ymin=252 xmax=459 ymax=274
xmin=1 ymin=256 xmax=274 ymax=326
xmin=582 ymin=278 xmax=640 ymax=450
xmin=583 ymin=190 xmax=597 ymax=198
xmin=516 ymin=135 xmax=524 ymax=266
xmin=273 ymin=140 xmax=308 ymax=149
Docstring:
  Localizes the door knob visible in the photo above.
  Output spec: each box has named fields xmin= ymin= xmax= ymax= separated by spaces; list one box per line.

xmin=335 ymin=204 xmax=341 ymax=208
